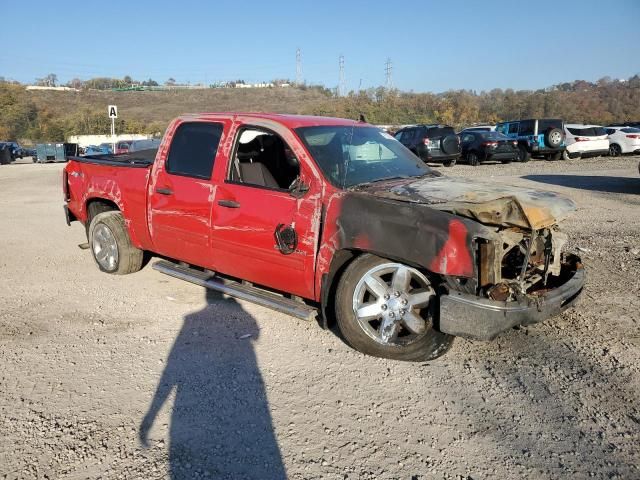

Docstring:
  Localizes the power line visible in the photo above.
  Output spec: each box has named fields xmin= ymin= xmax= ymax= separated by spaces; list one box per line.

xmin=296 ymin=48 xmax=303 ymax=86
xmin=338 ymin=55 xmax=345 ymax=97
xmin=385 ymin=58 xmax=393 ymax=90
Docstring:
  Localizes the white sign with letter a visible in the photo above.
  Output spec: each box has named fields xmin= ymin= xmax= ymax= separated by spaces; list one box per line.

xmin=108 ymin=105 xmax=118 ymax=119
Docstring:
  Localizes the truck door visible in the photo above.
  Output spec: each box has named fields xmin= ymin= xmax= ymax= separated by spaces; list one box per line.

xmin=148 ymin=120 xmax=225 ymax=267
xmin=210 ymin=126 xmax=321 ymax=299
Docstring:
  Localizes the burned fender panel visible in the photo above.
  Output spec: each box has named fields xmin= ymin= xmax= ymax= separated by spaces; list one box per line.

xmin=326 ymin=192 xmax=496 ymax=278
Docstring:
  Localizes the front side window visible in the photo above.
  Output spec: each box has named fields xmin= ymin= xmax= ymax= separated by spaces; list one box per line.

xmin=296 ymin=125 xmax=432 ymax=188
xmin=166 ymin=122 xmax=223 ymax=179
xmin=229 ymin=128 xmax=300 ymax=190
xmin=508 ymin=123 xmax=520 ymax=135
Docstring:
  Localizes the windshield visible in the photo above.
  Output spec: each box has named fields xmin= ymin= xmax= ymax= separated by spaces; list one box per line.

xmin=295 ymin=126 xmax=432 ymax=188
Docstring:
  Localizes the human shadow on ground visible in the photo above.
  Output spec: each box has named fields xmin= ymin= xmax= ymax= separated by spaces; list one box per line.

xmin=139 ymin=290 xmax=286 ymax=479
xmin=522 ymin=174 xmax=640 ymax=195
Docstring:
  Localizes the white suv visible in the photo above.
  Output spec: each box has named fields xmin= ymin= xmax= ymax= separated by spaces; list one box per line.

xmin=605 ymin=127 xmax=640 ymax=156
xmin=563 ymin=124 xmax=609 ymax=160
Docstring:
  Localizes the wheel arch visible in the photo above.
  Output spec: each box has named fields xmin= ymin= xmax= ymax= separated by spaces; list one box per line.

xmin=84 ymin=197 xmax=144 ymax=249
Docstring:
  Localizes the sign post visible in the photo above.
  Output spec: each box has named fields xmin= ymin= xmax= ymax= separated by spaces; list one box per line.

xmin=108 ymin=105 xmax=118 ymax=153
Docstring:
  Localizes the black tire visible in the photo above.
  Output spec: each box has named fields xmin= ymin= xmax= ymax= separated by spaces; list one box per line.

xmin=550 ymin=151 xmax=562 ymax=161
xmin=441 ymin=135 xmax=461 ymax=155
xmin=442 ymin=158 xmax=457 ymax=167
xmin=500 ymin=158 xmax=512 ymax=164
xmin=544 ymin=128 xmax=563 ymax=148
xmin=88 ymin=211 xmax=143 ymax=275
xmin=609 ymin=144 xmax=622 ymax=157
xmin=335 ymin=254 xmax=454 ymax=362
xmin=467 ymin=151 xmax=480 ymax=166
xmin=518 ymin=145 xmax=531 ymax=162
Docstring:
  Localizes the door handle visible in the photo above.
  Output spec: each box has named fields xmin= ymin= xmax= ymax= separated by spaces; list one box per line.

xmin=156 ymin=187 xmax=173 ymax=195
xmin=218 ymin=199 xmax=240 ymax=208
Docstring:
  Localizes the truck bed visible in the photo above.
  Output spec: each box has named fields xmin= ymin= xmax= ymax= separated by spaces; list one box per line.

xmin=70 ymin=148 xmax=157 ymax=168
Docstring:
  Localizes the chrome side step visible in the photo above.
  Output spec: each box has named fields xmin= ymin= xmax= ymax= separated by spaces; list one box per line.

xmin=152 ymin=260 xmax=318 ymax=322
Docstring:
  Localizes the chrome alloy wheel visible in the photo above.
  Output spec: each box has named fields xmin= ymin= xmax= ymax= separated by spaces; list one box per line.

xmin=92 ymin=223 xmax=119 ymax=271
xmin=352 ymin=263 xmax=435 ymax=346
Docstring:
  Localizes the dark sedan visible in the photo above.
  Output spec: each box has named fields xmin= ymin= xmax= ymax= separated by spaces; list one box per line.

xmin=459 ymin=131 xmax=519 ymax=166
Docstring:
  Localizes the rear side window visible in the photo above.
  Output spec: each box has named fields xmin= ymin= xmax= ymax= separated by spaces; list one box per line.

xmin=568 ymin=127 xmax=606 ymax=137
xmin=518 ymin=121 xmax=535 ymax=135
xmin=166 ymin=122 xmax=223 ymax=179
xmin=508 ymin=123 xmax=520 ymax=134
xmin=538 ymin=119 xmax=563 ymax=133
xmin=621 ymin=127 xmax=640 ymax=133
xmin=426 ymin=127 xmax=455 ymax=138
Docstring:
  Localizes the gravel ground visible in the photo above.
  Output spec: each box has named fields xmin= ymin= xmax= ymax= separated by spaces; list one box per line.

xmin=1 ymin=155 xmax=639 ymax=479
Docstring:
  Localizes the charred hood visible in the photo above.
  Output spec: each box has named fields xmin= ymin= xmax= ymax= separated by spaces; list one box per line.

xmin=357 ymin=176 xmax=576 ymax=230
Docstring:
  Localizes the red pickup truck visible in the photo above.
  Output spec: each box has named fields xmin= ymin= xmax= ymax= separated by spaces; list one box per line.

xmin=63 ymin=113 xmax=585 ymax=361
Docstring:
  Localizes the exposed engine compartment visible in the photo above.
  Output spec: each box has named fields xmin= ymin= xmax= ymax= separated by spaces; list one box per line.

xmin=478 ymin=226 xmax=573 ymax=301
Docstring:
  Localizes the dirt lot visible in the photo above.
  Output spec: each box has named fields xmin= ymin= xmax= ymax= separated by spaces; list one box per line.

xmin=1 ymin=156 xmax=639 ymax=479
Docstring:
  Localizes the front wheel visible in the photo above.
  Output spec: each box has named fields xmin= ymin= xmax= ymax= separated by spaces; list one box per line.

xmin=518 ymin=146 xmax=531 ymax=162
xmin=335 ymin=254 xmax=454 ymax=361
xmin=89 ymin=211 xmax=143 ymax=275
xmin=467 ymin=152 xmax=480 ymax=166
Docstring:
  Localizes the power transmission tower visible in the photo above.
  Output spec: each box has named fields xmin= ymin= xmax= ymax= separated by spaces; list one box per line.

xmin=385 ymin=58 xmax=393 ymax=90
xmin=296 ymin=48 xmax=303 ymax=86
xmin=338 ymin=55 xmax=345 ymax=97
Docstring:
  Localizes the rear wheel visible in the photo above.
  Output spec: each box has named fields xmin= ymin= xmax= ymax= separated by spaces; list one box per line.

xmin=442 ymin=158 xmax=457 ymax=167
xmin=467 ymin=151 xmax=480 ymax=166
xmin=335 ymin=254 xmax=454 ymax=361
xmin=518 ymin=146 xmax=531 ymax=162
xmin=89 ymin=211 xmax=143 ymax=275
xmin=550 ymin=151 xmax=562 ymax=161
xmin=609 ymin=143 xmax=622 ymax=157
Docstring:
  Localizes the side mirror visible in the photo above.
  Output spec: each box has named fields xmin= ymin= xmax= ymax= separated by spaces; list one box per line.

xmin=288 ymin=176 xmax=310 ymax=198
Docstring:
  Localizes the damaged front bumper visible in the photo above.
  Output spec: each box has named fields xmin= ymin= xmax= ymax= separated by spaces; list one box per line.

xmin=438 ymin=255 xmax=585 ymax=340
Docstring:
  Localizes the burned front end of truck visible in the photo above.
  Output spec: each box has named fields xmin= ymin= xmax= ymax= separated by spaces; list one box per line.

xmin=359 ymin=176 xmax=586 ymax=340
xmin=432 ymin=183 xmax=585 ymax=340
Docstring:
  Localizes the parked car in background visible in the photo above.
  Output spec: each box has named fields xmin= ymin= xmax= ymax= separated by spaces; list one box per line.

xmin=0 ymin=141 xmax=24 ymax=161
xmin=459 ymin=131 xmax=519 ymax=166
xmin=128 ymin=138 xmax=161 ymax=152
xmin=605 ymin=126 xmax=640 ymax=156
xmin=563 ymin=124 xmax=609 ymax=160
xmin=84 ymin=145 xmax=111 ymax=155
xmin=23 ymin=147 xmax=37 ymax=157
xmin=394 ymin=124 xmax=461 ymax=167
xmin=459 ymin=125 xmax=496 ymax=134
xmin=115 ymin=141 xmax=133 ymax=154
xmin=607 ymin=121 xmax=640 ymax=129
xmin=98 ymin=143 xmax=114 ymax=154
xmin=496 ymin=118 xmax=565 ymax=161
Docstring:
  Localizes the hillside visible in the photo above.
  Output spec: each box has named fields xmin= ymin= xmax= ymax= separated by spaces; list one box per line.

xmin=1 ymin=76 xmax=639 ymax=142
xmin=27 ymin=87 xmax=332 ymax=124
